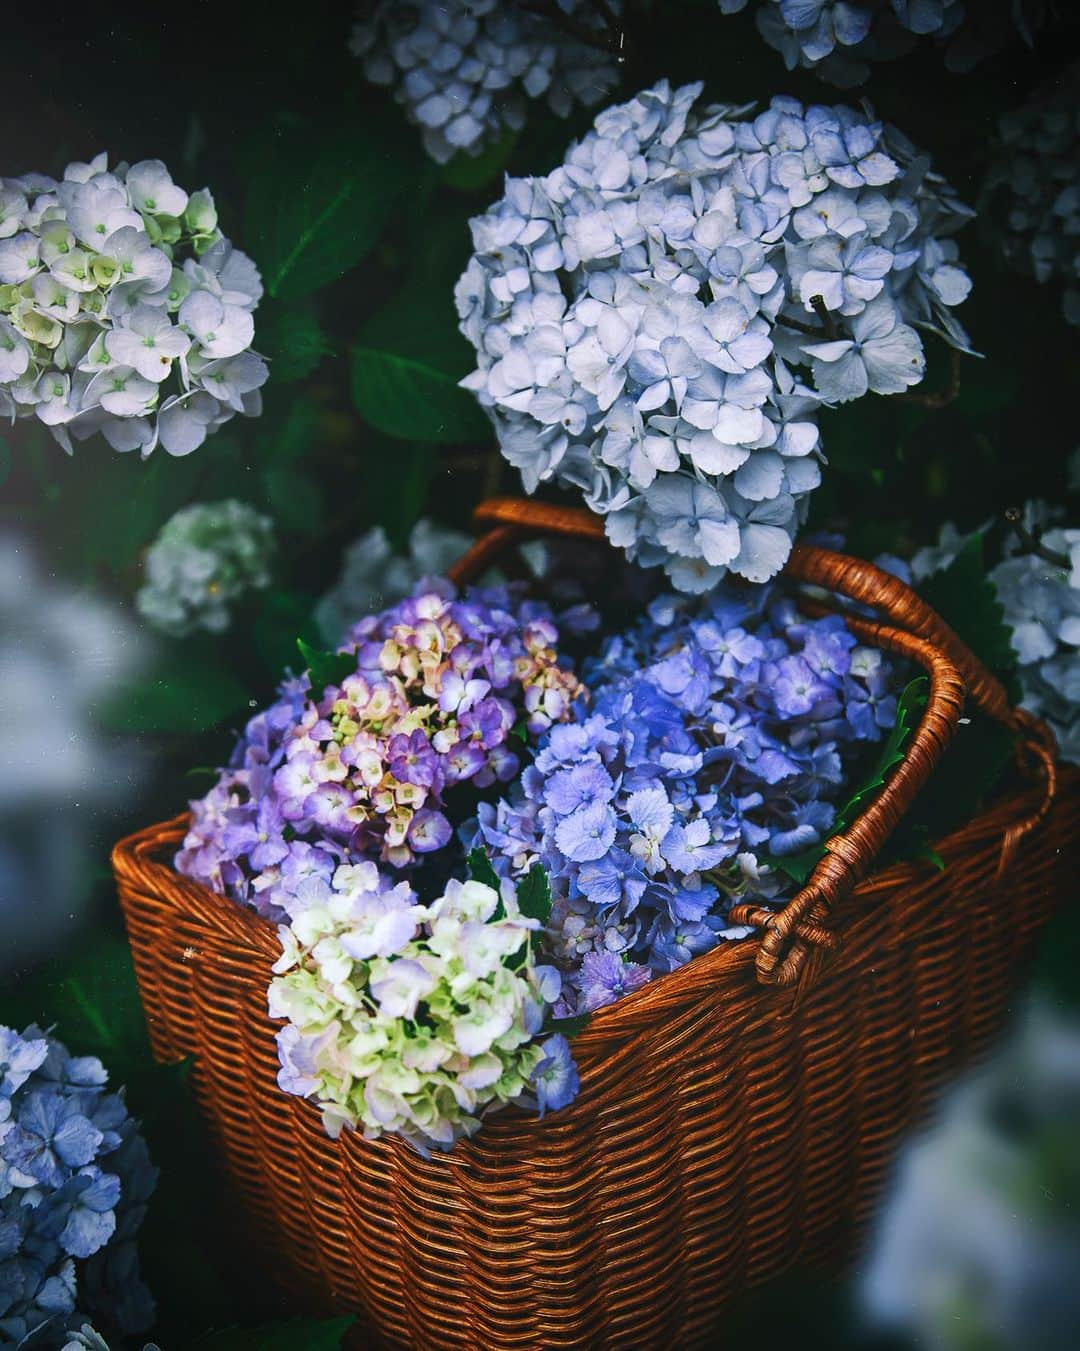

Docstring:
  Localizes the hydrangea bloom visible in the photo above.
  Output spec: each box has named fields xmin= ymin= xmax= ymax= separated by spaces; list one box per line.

xmin=718 ymin=1 xmax=1047 ymax=86
xmin=0 ymin=1026 xmax=157 ymax=1344
xmin=980 ymin=69 xmax=1080 ymax=327
xmin=861 ymin=1002 xmax=1080 ymax=1350
xmin=351 ymin=0 xmax=622 ymax=164
xmin=177 ymin=583 xmax=585 ymax=916
xmin=0 ymin=535 xmax=148 ymax=970
xmin=912 ymin=505 xmax=1080 ymax=764
xmin=457 ymin=81 xmax=972 ymax=591
xmin=135 ymin=500 xmax=275 ymax=637
xmin=269 ymin=865 xmax=576 ymax=1154
xmin=0 ymin=153 xmax=266 ymax=457
xmin=314 ymin=518 xmax=473 ymax=646
xmin=473 ymin=581 xmax=899 ymax=1016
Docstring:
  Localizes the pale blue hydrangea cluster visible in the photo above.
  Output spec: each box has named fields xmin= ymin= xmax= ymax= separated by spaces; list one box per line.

xmin=861 ymin=1003 xmax=1080 ymax=1350
xmin=473 ymin=581 xmax=899 ymax=1017
xmin=0 ymin=153 xmax=266 ymax=457
xmin=912 ymin=504 xmax=1080 ymax=763
xmin=980 ymin=69 xmax=1080 ymax=328
xmin=351 ymin=0 xmax=622 ymax=164
xmin=176 ymin=583 xmax=586 ymax=914
xmin=717 ymin=1 xmax=1046 ymax=86
xmin=269 ymin=865 xmax=577 ymax=1154
xmin=0 ymin=1026 xmax=157 ymax=1345
xmin=135 ymin=500 xmax=276 ymax=637
xmin=457 ymin=81 xmax=972 ymax=592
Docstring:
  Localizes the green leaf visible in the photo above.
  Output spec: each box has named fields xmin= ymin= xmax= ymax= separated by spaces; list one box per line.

xmin=350 ymin=346 xmax=490 ymax=444
xmin=261 ymin=464 xmax=324 ymax=533
xmin=920 ymin=534 xmax=1017 ymax=684
xmin=245 ymin=124 xmax=413 ymax=300
xmin=192 ymin=1316 xmax=355 ymax=1349
xmin=440 ymin=127 xmax=519 ymax=191
xmin=258 ymin=301 xmax=333 ymax=382
xmin=0 ymin=436 xmax=10 ymax=489
xmin=296 ymin=638 xmax=355 ymax=700
xmin=765 ymin=677 xmax=929 ymax=885
xmin=547 ymin=1012 xmax=591 ymax=1039
xmin=98 ymin=651 xmax=251 ymax=735
xmin=516 ymin=864 xmax=552 ymax=925
xmin=467 ymin=847 xmax=501 ymax=893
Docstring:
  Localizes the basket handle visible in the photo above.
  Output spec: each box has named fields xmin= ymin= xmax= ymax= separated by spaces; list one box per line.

xmin=451 ymin=497 xmax=1057 ymax=988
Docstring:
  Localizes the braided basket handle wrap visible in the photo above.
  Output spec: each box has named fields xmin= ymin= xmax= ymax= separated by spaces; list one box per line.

xmin=449 ymin=497 xmax=1057 ymax=989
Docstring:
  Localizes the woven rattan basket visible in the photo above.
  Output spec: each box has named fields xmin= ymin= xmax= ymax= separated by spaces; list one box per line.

xmin=113 ymin=498 xmax=1073 ymax=1350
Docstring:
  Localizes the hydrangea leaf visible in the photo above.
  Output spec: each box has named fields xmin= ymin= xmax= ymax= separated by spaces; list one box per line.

xmin=516 ymin=864 xmax=552 ymax=924
xmin=440 ymin=128 xmax=520 ymax=192
xmin=190 ymin=1316 xmax=355 ymax=1349
xmin=99 ymin=651 xmax=251 ymax=734
xmin=350 ymin=346 xmax=490 ymax=443
xmin=467 ymin=847 xmax=501 ymax=893
xmin=296 ymin=638 xmax=355 ymax=701
xmin=547 ymin=1012 xmax=592 ymax=1039
xmin=766 ymin=676 xmax=929 ymax=884
xmin=245 ymin=124 xmax=413 ymax=301
xmin=257 ymin=301 xmax=333 ymax=382
xmin=919 ymin=533 xmax=1017 ymax=684
xmin=262 ymin=465 xmax=324 ymax=533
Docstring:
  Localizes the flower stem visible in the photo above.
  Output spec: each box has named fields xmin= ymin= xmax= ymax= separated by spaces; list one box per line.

xmin=1004 ymin=507 xmax=1070 ymax=570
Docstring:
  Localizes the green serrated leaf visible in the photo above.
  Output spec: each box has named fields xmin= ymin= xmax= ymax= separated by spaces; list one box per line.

xmin=920 ymin=534 xmax=1017 ymax=684
xmin=350 ymin=346 xmax=490 ymax=444
xmin=296 ymin=638 xmax=355 ymax=700
xmin=258 ymin=301 xmax=333 ymax=382
xmin=191 ymin=1316 xmax=355 ymax=1350
xmin=467 ymin=847 xmax=501 ymax=892
xmin=516 ymin=864 xmax=552 ymax=925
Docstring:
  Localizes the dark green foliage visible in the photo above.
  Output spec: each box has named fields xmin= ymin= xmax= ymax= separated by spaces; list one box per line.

xmin=191 ymin=1317 xmax=356 ymax=1349
xmin=919 ymin=534 xmax=1017 ymax=684
xmin=516 ymin=864 xmax=552 ymax=925
xmin=296 ymin=637 xmax=355 ymax=700
xmin=350 ymin=346 xmax=490 ymax=443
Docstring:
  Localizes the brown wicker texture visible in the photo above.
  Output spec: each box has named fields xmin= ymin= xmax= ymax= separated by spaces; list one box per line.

xmin=113 ymin=499 xmax=1074 ymax=1350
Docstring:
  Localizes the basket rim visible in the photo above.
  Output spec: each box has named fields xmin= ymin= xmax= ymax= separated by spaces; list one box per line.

xmin=113 ymin=766 xmax=1069 ymax=1068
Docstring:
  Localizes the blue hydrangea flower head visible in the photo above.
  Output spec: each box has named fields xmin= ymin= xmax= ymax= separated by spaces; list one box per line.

xmin=473 ymin=579 xmax=901 ymax=1015
xmin=352 ymin=0 xmax=623 ymax=164
xmin=0 ymin=1026 xmax=156 ymax=1345
xmin=458 ymin=81 xmax=972 ymax=591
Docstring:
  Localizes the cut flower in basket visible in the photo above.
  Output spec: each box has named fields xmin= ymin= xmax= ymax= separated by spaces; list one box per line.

xmin=474 ymin=577 xmax=904 ymax=1017
xmin=457 ymin=80 xmax=973 ymax=591
xmin=268 ymin=861 xmax=576 ymax=1156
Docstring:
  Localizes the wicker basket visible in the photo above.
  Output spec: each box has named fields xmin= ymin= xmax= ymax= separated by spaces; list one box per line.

xmin=113 ymin=498 xmax=1072 ymax=1350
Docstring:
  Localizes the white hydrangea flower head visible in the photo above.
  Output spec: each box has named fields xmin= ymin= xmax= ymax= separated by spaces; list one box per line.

xmin=351 ymin=0 xmax=623 ymax=164
xmin=269 ymin=863 xmax=566 ymax=1155
xmin=136 ymin=500 xmax=275 ymax=637
xmin=458 ymin=81 xmax=973 ymax=590
xmin=0 ymin=153 xmax=267 ymax=457
xmin=980 ymin=67 xmax=1080 ymax=327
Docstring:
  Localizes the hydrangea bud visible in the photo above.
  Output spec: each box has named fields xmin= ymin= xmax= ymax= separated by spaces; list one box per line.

xmin=135 ymin=500 xmax=276 ymax=637
xmin=0 ymin=154 xmax=267 ymax=458
xmin=351 ymin=0 xmax=623 ymax=163
xmin=458 ymin=81 xmax=973 ymax=590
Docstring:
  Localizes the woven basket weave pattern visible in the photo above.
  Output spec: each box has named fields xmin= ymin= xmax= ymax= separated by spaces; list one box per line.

xmin=113 ymin=501 xmax=1074 ymax=1349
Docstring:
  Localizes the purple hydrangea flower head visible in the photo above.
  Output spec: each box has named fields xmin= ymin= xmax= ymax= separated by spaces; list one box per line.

xmin=178 ymin=581 xmax=586 ymax=913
